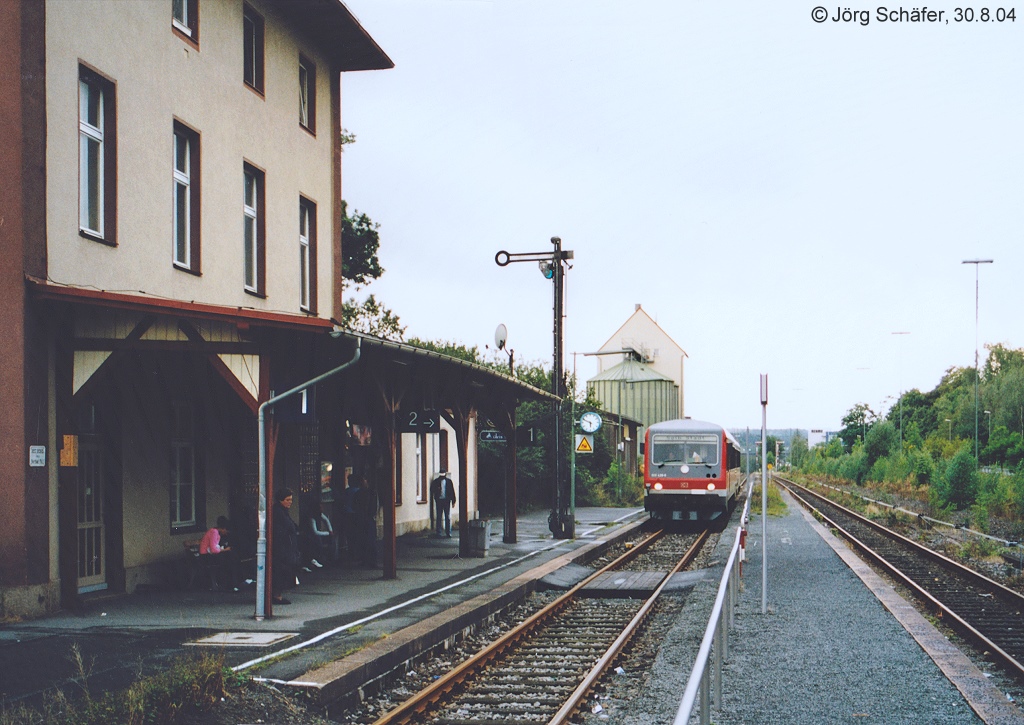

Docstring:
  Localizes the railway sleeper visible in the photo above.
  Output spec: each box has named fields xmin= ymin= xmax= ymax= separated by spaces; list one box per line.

xmin=512 ymin=644 xmax=609 ymax=656
xmin=483 ymin=667 xmax=589 ymax=679
xmin=446 ymin=695 xmax=565 ymax=707
xmin=467 ymin=685 xmax=569 ymax=698
xmin=432 ymin=717 xmax=551 ymax=725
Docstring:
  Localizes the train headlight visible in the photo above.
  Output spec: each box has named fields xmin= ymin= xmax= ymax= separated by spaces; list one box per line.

xmin=653 ymin=483 xmax=663 ymax=491
xmin=706 ymin=483 xmax=716 ymax=491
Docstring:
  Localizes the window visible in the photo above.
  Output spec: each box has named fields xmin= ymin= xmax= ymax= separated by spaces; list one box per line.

xmin=299 ymin=197 xmax=317 ymax=312
xmin=243 ymin=163 xmax=265 ymax=295
xmin=651 ymin=433 xmax=720 ymax=466
xmin=172 ymin=0 xmax=199 ymax=45
xmin=299 ymin=55 xmax=316 ymax=133
xmin=173 ymin=122 xmax=201 ymax=274
xmin=170 ymin=402 xmax=196 ymax=529
xmin=79 ymin=66 xmax=116 ymax=244
xmin=243 ymin=4 xmax=264 ymax=94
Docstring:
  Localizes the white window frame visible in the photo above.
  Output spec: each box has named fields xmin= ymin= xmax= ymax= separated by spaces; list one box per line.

xmin=173 ymin=130 xmax=191 ymax=268
xmin=299 ymin=202 xmax=311 ymax=310
xmin=243 ymin=169 xmax=259 ymax=292
xmin=79 ymin=78 xmax=105 ymax=237
xmin=170 ymin=402 xmax=196 ymax=529
xmin=299 ymin=60 xmax=310 ymax=129
xmin=172 ymin=0 xmax=191 ymax=36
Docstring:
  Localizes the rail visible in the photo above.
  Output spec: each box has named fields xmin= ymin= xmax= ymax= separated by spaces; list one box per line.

xmin=673 ymin=478 xmax=754 ymax=725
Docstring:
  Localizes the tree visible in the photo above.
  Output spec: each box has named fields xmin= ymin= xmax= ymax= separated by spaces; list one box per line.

xmin=864 ymin=420 xmax=897 ymax=467
xmin=934 ymin=449 xmax=978 ymax=509
xmin=337 ymin=200 xmax=404 ymax=339
xmin=338 ymin=294 xmax=405 ymax=340
xmin=789 ymin=431 xmax=809 ymax=469
xmin=838 ymin=403 xmax=875 ymax=453
xmin=406 ymin=338 xmax=480 ymax=363
xmin=341 ymin=200 xmax=384 ymax=286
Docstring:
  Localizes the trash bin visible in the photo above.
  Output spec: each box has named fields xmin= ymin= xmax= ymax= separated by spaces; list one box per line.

xmin=466 ymin=519 xmax=491 ymax=557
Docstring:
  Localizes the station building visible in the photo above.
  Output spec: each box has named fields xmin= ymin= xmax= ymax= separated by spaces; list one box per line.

xmin=0 ymin=0 xmax=552 ymax=620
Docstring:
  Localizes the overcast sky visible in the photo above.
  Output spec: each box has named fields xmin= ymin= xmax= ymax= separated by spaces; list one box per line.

xmin=338 ymin=0 xmax=1024 ymax=432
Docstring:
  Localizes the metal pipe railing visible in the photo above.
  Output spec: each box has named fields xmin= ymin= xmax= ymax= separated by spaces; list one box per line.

xmin=673 ymin=479 xmax=754 ymax=724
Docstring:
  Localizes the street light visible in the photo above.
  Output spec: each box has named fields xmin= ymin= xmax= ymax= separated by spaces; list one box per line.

xmin=892 ymin=332 xmax=910 ymax=451
xmin=985 ymin=410 xmax=992 ymax=440
xmin=963 ymin=258 xmax=994 ymax=464
xmin=945 ymin=418 xmax=952 ymax=441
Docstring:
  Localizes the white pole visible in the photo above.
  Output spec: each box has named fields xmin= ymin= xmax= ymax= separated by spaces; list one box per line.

xmin=760 ymin=374 xmax=768 ymax=615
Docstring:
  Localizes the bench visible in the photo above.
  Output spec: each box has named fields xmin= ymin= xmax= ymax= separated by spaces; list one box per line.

xmin=182 ymin=540 xmax=229 ymax=590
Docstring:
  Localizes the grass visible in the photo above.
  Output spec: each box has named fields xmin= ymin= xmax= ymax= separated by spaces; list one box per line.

xmin=0 ymin=646 xmax=245 ymax=725
xmin=751 ymin=479 xmax=787 ymax=516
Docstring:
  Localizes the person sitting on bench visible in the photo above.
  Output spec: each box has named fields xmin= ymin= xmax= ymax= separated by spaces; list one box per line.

xmin=199 ymin=516 xmax=238 ymax=591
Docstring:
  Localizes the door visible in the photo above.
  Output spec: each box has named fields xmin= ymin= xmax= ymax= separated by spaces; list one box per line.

xmin=77 ymin=441 xmax=106 ymax=593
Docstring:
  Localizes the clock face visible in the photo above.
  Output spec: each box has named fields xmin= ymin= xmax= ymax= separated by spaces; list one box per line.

xmin=580 ymin=412 xmax=602 ymax=433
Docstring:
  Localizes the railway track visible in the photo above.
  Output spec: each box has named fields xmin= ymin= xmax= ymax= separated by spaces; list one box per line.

xmin=370 ymin=527 xmax=709 ymax=725
xmin=778 ymin=476 xmax=1024 ymax=682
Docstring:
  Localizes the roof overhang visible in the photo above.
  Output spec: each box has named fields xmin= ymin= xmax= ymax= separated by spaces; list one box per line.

xmin=338 ymin=330 xmax=559 ymax=403
xmin=27 ymin=277 xmax=556 ymax=404
xmin=276 ymin=0 xmax=394 ymax=71
xmin=26 ymin=276 xmax=333 ymax=333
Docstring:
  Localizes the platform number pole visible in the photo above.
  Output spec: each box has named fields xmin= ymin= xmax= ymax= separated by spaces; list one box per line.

xmin=760 ymin=374 xmax=768 ymax=615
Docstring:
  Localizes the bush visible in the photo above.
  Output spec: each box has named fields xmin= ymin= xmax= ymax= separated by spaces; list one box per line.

xmin=838 ymin=451 xmax=869 ymax=484
xmin=934 ymin=449 xmax=978 ymax=510
xmin=911 ymin=451 xmax=934 ymax=486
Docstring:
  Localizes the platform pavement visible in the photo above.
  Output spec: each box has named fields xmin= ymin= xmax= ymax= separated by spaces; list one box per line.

xmin=0 ymin=507 xmax=645 ymax=711
xmin=620 ymin=489 xmax=1024 ymax=725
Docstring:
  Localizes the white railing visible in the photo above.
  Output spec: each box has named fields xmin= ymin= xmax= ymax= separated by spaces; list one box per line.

xmin=673 ymin=479 xmax=754 ymax=725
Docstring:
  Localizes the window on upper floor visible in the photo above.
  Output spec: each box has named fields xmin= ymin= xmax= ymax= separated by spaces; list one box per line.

xmin=243 ymin=163 xmax=266 ymax=296
xmin=299 ymin=197 xmax=317 ymax=312
xmin=172 ymin=0 xmax=199 ymax=46
xmin=243 ymin=4 xmax=264 ymax=94
xmin=299 ymin=55 xmax=316 ymax=134
xmin=79 ymin=65 xmax=117 ymax=245
xmin=173 ymin=122 xmax=201 ymax=274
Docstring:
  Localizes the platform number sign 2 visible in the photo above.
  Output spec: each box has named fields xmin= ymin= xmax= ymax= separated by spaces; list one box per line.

xmin=400 ymin=409 xmax=440 ymax=433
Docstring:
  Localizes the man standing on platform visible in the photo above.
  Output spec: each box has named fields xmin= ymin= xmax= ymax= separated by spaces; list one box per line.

xmin=430 ymin=471 xmax=456 ymax=537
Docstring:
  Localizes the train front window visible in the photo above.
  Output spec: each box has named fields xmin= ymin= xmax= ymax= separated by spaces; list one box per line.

xmin=651 ymin=434 xmax=719 ymax=466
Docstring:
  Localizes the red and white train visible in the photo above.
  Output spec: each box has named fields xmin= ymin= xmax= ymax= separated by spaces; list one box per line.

xmin=643 ymin=418 xmax=743 ymax=521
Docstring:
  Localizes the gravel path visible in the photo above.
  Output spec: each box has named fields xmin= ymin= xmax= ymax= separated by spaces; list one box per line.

xmin=616 ymin=493 xmax=986 ymax=725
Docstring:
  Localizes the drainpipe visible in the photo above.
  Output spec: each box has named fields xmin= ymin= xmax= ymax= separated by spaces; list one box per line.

xmin=255 ymin=336 xmax=360 ymax=621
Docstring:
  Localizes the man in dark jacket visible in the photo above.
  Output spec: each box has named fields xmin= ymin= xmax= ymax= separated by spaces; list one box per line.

xmin=272 ymin=488 xmax=300 ymax=605
xmin=430 ymin=471 xmax=456 ymax=537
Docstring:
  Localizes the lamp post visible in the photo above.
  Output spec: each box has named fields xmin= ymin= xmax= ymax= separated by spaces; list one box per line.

xmin=760 ymin=373 xmax=768 ymax=615
xmin=945 ymin=418 xmax=952 ymax=441
xmin=892 ymin=332 xmax=910 ymax=451
xmin=985 ymin=410 xmax=992 ymax=440
xmin=496 ymin=238 xmax=575 ymax=539
xmin=963 ymin=259 xmax=994 ymax=464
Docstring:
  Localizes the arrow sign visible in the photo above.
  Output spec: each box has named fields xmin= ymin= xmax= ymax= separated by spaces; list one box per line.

xmin=575 ymin=434 xmax=594 ymax=454
xmin=399 ymin=409 xmax=440 ymax=432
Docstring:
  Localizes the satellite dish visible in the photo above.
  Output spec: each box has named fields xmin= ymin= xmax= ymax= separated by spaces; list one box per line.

xmin=494 ymin=324 xmax=508 ymax=350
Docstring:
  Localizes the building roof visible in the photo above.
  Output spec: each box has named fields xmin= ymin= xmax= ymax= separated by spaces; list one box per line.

xmin=588 ymin=357 xmax=674 ymax=384
xmin=598 ymin=304 xmax=687 ymax=359
xmin=280 ymin=0 xmax=394 ymax=71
